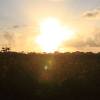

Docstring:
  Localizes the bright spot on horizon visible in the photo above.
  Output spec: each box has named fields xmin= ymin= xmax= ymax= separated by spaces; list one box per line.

xmin=36 ymin=17 xmax=75 ymax=53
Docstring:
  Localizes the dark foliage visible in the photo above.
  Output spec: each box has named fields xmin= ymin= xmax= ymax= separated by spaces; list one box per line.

xmin=0 ymin=51 xmax=100 ymax=100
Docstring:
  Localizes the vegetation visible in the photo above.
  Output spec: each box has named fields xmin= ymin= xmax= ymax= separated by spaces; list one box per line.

xmin=0 ymin=51 xmax=100 ymax=100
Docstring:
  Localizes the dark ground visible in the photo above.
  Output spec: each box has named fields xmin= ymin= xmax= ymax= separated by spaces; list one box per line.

xmin=0 ymin=51 xmax=100 ymax=100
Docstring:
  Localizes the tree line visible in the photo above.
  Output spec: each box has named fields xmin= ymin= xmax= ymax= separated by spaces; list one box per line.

xmin=0 ymin=48 xmax=100 ymax=99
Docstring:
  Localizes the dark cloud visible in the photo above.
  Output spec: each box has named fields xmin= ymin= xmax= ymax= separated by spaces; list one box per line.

xmin=13 ymin=25 xmax=20 ymax=29
xmin=12 ymin=24 xmax=36 ymax=29
xmin=12 ymin=25 xmax=27 ymax=29
xmin=83 ymin=8 xmax=100 ymax=18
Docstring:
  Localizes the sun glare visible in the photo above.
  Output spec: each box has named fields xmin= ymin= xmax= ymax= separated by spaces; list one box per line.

xmin=36 ymin=17 xmax=75 ymax=53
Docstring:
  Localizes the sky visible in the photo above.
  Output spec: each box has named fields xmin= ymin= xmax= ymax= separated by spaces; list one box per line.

xmin=0 ymin=0 xmax=100 ymax=52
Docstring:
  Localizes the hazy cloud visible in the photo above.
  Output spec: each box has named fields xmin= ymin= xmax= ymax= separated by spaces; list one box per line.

xmin=64 ymin=30 xmax=100 ymax=48
xmin=3 ymin=31 xmax=15 ymax=46
xmin=83 ymin=8 xmax=100 ymax=18
xmin=12 ymin=25 xmax=20 ymax=29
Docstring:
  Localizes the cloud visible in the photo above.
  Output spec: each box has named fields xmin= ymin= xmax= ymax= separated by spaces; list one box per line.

xmin=48 ymin=0 xmax=64 ymax=2
xmin=83 ymin=8 xmax=100 ymax=18
xmin=3 ymin=31 xmax=15 ymax=46
xmin=12 ymin=25 xmax=20 ymax=29
xmin=64 ymin=30 xmax=100 ymax=48
xmin=12 ymin=25 xmax=27 ymax=29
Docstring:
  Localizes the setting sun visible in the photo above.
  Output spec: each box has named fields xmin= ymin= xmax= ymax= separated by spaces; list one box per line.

xmin=36 ymin=17 xmax=75 ymax=53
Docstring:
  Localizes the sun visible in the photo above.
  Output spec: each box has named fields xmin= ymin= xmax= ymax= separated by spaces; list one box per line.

xmin=36 ymin=17 xmax=74 ymax=53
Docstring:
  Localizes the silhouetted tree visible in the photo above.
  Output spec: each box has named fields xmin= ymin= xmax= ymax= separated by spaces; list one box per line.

xmin=1 ymin=47 xmax=11 ymax=52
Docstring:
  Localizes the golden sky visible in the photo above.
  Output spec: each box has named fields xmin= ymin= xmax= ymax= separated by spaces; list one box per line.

xmin=0 ymin=0 xmax=100 ymax=52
